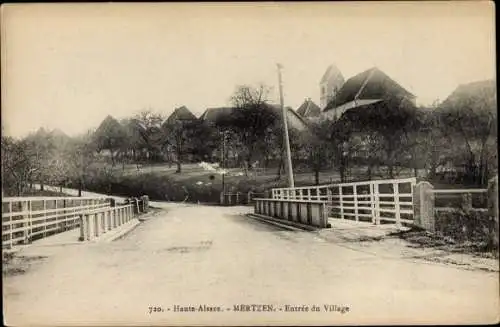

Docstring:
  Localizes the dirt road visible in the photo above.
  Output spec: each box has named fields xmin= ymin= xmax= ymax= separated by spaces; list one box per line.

xmin=3 ymin=204 xmax=499 ymax=325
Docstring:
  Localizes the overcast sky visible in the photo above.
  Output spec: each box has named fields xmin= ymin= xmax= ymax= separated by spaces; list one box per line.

xmin=2 ymin=2 xmax=495 ymax=138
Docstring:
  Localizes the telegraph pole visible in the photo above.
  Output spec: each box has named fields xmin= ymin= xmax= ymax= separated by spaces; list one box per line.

xmin=277 ymin=63 xmax=295 ymax=187
xmin=221 ymin=130 xmax=226 ymax=193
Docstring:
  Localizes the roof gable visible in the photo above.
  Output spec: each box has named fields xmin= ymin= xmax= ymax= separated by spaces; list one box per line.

xmin=325 ymin=67 xmax=415 ymax=111
xmin=199 ymin=107 xmax=236 ymax=125
xmin=439 ymin=79 xmax=496 ymax=112
xmin=165 ymin=106 xmax=197 ymax=125
xmin=296 ymin=99 xmax=322 ymax=117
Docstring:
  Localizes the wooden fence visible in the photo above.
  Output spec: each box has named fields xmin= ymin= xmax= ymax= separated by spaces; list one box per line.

xmin=271 ymin=177 xmax=417 ymax=227
xmin=2 ymin=196 xmax=111 ymax=249
xmin=220 ymin=191 xmax=266 ymax=206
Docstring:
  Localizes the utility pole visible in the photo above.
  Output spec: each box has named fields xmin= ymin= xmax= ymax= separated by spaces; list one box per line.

xmin=277 ymin=63 xmax=295 ymax=187
xmin=221 ymin=130 xmax=226 ymax=193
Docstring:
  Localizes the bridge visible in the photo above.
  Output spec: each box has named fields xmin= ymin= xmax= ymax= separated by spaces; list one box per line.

xmin=2 ymin=179 xmax=499 ymax=325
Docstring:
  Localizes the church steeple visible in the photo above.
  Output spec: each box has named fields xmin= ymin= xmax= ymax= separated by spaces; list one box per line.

xmin=320 ymin=64 xmax=344 ymax=109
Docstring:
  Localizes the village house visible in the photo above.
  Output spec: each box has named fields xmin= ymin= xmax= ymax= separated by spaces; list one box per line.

xmin=322 ymin=66 xmax=416 ymax=121
xmin=296 ymin=98 xmax=322 ymax=121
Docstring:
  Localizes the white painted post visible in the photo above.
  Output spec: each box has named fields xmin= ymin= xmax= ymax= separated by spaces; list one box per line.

xmin=370 ymin=183 xmax=375 ymax=224
xmin=8 ymin=201 xmax=13 ymax=249
xmin=95 ymin=212 xmax=101 ymax=237
xmin=103 ymin=210 xmax=108 ymax=232
xmin=29 ymin=200 xmax=33 ymax=241
xmin=339 ymin=186 xmax=344 ymax=219
xmin=86 ymin=215 xmax=93 ymax=241
xmin=299 ymin=189 xmax=303 ymax=200
xmin=353 ymin=185 xmax=358 ymax=222
xmin=394 ymin=183 xmax=401 ymax=228
xmin=374 ymin=183 xmax=380 ymax=225
xmin=307 ymin=189 xmax=311 ymax=201
xmin=236 ymin=192 xmax=240 ymax=204
xmin=43 ymin=200 xmax=47 ymax=238
xmin=316 ymin=187 xmax=321 ymax=201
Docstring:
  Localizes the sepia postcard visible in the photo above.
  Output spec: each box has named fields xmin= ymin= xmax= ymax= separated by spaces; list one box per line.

xmin=1 ymin=1 xmax=498 ymax=326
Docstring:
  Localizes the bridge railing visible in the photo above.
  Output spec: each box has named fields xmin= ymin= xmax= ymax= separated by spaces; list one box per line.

xmin=254 ymin=198 xmax=329 ymax=228
xmin=79 ymin=204 xmax=135 ymax=241
xmin=2 ymin=196 xmax=111 ymax=249
xmin=271 ymin=177 xmax=417 ymax=227
xmin=220 ymin=191 xmax=266 ymax=206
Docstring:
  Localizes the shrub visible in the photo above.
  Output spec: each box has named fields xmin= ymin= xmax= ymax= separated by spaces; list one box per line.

xmin=435 ymin=209 xmax=497 ymax=253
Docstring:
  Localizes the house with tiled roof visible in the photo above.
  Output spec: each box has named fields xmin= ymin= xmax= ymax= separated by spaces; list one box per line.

xmin=296 ymin=98 xmax=322 ymax=119
xmin=164 ymin=106 xmax=197 ymax=125
xmin=320 ymin=64 xmax=345 ymax=109
xmin=199 ymin=104 xmax=309 ymax=131
xmin=199 ymin=107 xmax=236 ymax=126
xmin=323 ymin=67 xmax=416 ymax=120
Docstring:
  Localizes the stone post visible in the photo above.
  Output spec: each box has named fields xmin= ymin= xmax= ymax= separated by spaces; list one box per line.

xmin=487 ymin=176 xmax=498 ymax=251
xmin=79 ymin=214 xmax=86 ymax=241
xmin=141 ymin=195 xmax=149 ymax=212
xmin=413 ymin=181 xmax=435 ymax=232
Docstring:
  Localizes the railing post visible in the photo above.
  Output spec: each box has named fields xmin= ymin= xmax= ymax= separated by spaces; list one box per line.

xmin=62 ymin=199 xmax=67 ymax=231
xmin=42 ymin=200 xmax=47 ymax=238
xmin=87 ymin=214 xmax=93 ymax=241
xmin=21 ymin=200 xmax=30 ymax=244
xmin=374 ymin=183 xmax=380 ymax=225
xmin=111 ymin=209 xmax=116 ymax=229
xmin=353 ymin=185 xmax=358 ymax=222
xmin=95 ymin=212 xmax=101 ymax=237
xmin=236 ymin=192 xmax=240 ymax=204
xmin=394 ymin=183 xmax=401 ymax=228
xmin=339 ymin=186 xmax=344 ymax=219
xmin=79 ymin=214 xmax=86 ymax=241
xmin=413 ymin=181 xmax=435 ymax=232
xmin=103 ymin=210 xmax=108 ymax=232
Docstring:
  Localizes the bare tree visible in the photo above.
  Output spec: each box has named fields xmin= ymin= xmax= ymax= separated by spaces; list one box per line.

xmin=133 ymin=109 xmax=165 ymax=162
xmin=230 ymin=84 xmax=280 ymax=172
xmin=1 ymin=136 xmax=38 ymax=196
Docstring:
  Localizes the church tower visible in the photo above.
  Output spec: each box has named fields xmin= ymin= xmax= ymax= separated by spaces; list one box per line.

xmin=320 ymin=64 xmax=345 ymax=109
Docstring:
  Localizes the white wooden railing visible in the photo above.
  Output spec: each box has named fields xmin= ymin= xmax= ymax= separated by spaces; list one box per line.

xmin=2 ymin=196 xmax=111 ymax=249
xmin=271 ymin=177 xmax=417 ymax=226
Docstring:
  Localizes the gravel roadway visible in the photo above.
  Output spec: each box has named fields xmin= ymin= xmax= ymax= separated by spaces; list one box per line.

xmin=3 ymin=203 xmax=499 ymax=326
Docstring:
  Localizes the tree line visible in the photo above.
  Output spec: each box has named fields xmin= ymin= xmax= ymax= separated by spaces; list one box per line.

xmin=2 ymin=82 xmax=497 ymax=197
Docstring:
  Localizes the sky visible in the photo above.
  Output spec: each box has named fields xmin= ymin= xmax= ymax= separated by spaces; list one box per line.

xmin=1 ymin=2 xmax=496 ymax=138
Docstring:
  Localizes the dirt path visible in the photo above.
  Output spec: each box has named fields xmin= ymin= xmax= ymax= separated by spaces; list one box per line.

xmin=3 ymin=204 xmax=499 ymax=326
